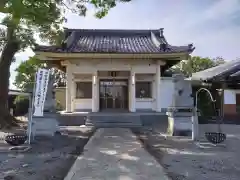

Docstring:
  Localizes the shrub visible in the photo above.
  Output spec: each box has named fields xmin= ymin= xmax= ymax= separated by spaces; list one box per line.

xmin=56 ymin=100 xmax=64 ymax=111
xmin=14 ymin=95 xmax=29 ymax=116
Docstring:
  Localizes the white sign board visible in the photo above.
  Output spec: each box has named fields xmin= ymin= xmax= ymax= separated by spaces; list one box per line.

xmin=33 ymin=68 xmax=50 ymax=117
xmin=224 ymin=89 xmax=236 ymax=104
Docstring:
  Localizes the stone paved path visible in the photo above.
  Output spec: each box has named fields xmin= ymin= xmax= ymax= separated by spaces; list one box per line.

xmin=64 ymin=128 xmax=169 ymax=180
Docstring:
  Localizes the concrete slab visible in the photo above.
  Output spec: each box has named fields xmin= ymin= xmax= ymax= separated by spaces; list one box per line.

xmin=64 ymin=128 xmax=169 ymax=180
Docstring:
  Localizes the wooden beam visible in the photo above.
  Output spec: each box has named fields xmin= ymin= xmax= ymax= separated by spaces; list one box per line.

xmin=35 ymin=51 xmax=190 ymax=60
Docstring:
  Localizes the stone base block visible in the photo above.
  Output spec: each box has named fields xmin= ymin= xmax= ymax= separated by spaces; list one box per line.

xmin=28 ymin=114 xmax=59 ymax=137
xmin=167 ymin=116 xmax=192 ymax=136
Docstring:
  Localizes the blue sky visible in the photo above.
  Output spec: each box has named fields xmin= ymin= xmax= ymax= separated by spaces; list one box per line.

xmin=6 ymin=0 xmax=240 ymax=89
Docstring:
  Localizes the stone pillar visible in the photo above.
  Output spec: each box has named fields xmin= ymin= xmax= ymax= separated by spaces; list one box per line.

xmin=66 ymin=66 xmax=72 ymax=112
xmin=129 ymin=71 xmax=136 ymax=112
xmin=155 ymin=63 xmax=161 ymax=112
xmin=192 ymin=108 xmax=199 ymax=141
xmin=92 ymin=73 xmax=98 ymax=112
xmin=166 ymin=74 xmax=194 ymax=136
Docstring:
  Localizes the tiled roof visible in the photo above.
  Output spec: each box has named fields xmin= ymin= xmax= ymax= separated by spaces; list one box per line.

xmin=191 ymin=58 xmax=240 ymax=82
xmin=35 ymin=28 xmax=194 ymax=54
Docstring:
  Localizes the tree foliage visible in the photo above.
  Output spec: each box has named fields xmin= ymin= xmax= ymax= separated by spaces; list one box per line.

xmin=0 ymin=0 xmax=131 ymax=49
xmin=0 ymin=0 xmax=131 ymax=127
xmin=14 ymin=56 xmax=44 ymax=91
xmin=13 ymin=95 xmax=29 ymax=116
xmin=14 ymin=56 xmax=66 ymax=91
xmin=172 ymin=56 xmax=226 ymax=77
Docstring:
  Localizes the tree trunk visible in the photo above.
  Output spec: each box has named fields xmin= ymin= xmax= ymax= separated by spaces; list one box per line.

xmin=0 ymin=38 xmax=19 ymax=128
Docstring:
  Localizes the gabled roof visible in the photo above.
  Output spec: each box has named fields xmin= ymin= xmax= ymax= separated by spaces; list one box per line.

xmin=35 ymin=28 xmax=194 ymax=54
xmin=190 ymin=58 xmax=240 ymax=82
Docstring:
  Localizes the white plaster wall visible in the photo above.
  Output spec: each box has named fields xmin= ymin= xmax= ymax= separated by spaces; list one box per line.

xmin=224 ymin=89 xmax=236 ymax=104
xmin=74 ymin=99 xmax=92 ymax=110
xmin=68 ymin=59 xmax=166 ymax=111
xmin=159 ymin=78 xmax=174 ymax=110
xmin=135 ymin=99 xmax=153 ymax=110
xmin=134 ymin=76 xmax=174 ymax=111
xmin=72 ymin=78 xmax=175 ymax=111
xmin=135 ymin=74 xmax=154 ymax=110
xmin=72 ymin=77 xmax=175 ymax=111
xmin=69 ymin=59 xmax=158 ymax=74
xmin=73 ymin=75 xmax=93 ymax=111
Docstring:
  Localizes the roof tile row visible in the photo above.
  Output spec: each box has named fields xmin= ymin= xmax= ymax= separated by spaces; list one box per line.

xmin=35 ymin=28 xmax=194 ymax=54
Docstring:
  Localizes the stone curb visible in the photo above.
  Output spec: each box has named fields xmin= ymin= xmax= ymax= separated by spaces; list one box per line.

xmin=64 ymin=128 xmax=102 ymax=180
xmin=130 ymin=129 xmax=170 ymax=180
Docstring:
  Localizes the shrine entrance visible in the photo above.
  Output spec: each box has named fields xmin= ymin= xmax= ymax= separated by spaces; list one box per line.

xmin=99 ymin=80 xmax=128 ymax=111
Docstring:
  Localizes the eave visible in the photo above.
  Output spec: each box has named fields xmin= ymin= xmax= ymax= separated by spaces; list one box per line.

xmin=35 ymin=51 xmax=191 ymax=60
xmin=35 ymin=51 xmax=192 ymax=73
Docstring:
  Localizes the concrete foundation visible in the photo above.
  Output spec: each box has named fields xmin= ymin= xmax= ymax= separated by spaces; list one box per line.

xmin=29 ymin=113 xmax=59 ymax=137
xmin=57 ymin=111 xmax=167 ymax=127
xmin=167 ymin=111 xmax=192 ymax=136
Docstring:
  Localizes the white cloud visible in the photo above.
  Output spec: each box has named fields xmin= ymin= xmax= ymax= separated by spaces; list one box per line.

xmin=204 ymin=0 xmax=240 ymax=20
xmin=192 ymin=25 xmax=240 ymax=60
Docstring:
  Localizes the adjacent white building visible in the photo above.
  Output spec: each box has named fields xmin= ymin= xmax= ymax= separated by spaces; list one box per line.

xmin=35 ymin=28 xmax=194 ymax=113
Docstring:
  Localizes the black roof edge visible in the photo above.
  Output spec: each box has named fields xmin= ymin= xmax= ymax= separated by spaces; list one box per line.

xmin=63 ymin=27 xmax=164 ymax=34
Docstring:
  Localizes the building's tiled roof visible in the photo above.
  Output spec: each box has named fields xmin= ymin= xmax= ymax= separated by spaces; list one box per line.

xmin=190 ymin=58 xmax=240 ymax=82
xmin=35 ymin=28 xmax=194 ymax=54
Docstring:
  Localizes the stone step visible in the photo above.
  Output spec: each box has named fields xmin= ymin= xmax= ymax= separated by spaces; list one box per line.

xmin=57 ymin=113 xmax=167 ymax=126
xmin=86 ymin=115 xmax=141 ymax=122
xmin=85 ymin=115 xmax=142 ymax=128
xmin=87 ymin=114 xmax=167 ymax=121
xmin=57 ymin=114 xmax=86 ymax=126
xmin=85 ymin=121 xmax=141 ymax=124
xmin=86 ymin=120 xmax=141 ymax=124
xmin=85 ymin=123 xmax=142 ymax=128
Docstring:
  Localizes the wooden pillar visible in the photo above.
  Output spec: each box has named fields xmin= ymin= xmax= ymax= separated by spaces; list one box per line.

xmin=155 ymin=62 xmax=161 ymax=112
xmin=66 ymin=66 xmax=73 ymax=112
xmin=129 ymin=71 xmax=136 ymax=112
xmin=92 ymin=72 xmax=99 ymax=112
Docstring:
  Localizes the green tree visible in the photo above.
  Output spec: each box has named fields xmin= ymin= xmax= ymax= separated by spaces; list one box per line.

xmin=0 ymin=0 xmax=131 ymax=127
xmin=172 ymin=56 xmax=226 ymax=77
xmin=14 ymin=56 xmax=66 ymax=91
xmin=14 ymin=56 xmax=44 ymax=91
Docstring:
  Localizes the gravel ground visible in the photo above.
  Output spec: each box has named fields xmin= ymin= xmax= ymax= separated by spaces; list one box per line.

xmin=132 ymin=124 xmax=240 ymax=180
xmin=0 ymin=126 xmax=95 ymax=180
